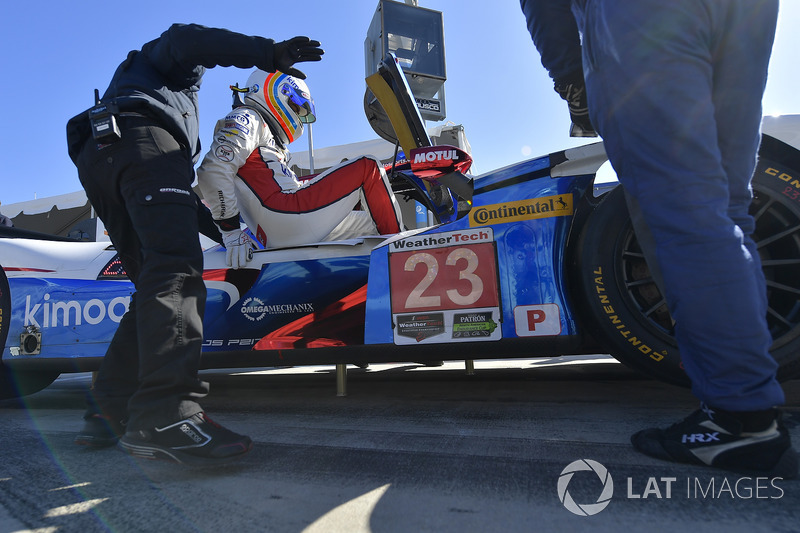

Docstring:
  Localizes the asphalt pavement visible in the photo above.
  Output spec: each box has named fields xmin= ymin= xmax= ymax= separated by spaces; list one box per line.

xmin=1 ymin=356 xmax=798 ymax=533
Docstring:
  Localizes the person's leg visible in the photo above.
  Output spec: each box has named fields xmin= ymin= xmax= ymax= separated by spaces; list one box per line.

xmin=238 ymin=156 xmax=402 ymax=248
xmin=577 ymin=0 xmax=794 ymax=476
xmin=74 ymin=135 xmax=142 ymax=445
xmin=580 ymin=0 xmax=783 ymax=410
xmin=114 ymin=124 xmax=209 ymax=431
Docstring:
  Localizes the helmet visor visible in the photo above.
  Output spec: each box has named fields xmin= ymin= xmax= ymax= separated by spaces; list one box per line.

xmin=282 ymin=84 xmax=316 ymax=124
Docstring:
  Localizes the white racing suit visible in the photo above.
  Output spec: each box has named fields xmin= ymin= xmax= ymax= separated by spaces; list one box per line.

xmin=197 ymin=106 xmax=403 ymax=248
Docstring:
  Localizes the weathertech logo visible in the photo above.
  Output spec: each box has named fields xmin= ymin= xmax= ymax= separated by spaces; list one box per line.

xmin=469 ymin=194 xmax=573 ymax=227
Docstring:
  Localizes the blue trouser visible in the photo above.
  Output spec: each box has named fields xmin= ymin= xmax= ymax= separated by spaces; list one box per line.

xmin=574 ymin=0 xmax=783 ymax=410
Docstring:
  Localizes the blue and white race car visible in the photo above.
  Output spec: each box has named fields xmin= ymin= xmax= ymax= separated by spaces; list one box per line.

xmin=2 ymin=55 xmax=799 ymax=399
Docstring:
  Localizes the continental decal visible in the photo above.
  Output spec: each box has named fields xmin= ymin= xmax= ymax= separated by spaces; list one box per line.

xmin=469 ymin=194 xmax=573 ymax=227
xmin=592 ymin=267 xmax=666 ymax=362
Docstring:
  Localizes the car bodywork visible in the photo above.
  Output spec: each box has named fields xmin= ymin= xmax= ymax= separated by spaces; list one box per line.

xmin=2 ymin=56 xmax=799 ymax=398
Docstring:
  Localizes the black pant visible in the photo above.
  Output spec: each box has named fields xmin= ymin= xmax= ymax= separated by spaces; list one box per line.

xmin=74 ymin=116 xmax=208 ymax=430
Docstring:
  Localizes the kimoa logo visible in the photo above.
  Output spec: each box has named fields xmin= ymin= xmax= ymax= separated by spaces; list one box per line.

xmin=24 ymin=294 xmax=130 ymax=328
xmin=558 ymin=459 xmax=614 ymax=516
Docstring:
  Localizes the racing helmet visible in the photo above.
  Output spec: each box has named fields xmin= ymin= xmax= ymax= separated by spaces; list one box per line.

xmin=243 ymin=70 xmax=316 ymax=145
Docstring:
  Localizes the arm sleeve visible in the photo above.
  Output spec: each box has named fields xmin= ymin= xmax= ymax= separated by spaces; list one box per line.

xmin=196 ymin=107 xmax=264 ymax=225
xmin=143 ymin=23 xmax=278 ymax=88
xmin=520 ymin=0 xmax=583 ymax=84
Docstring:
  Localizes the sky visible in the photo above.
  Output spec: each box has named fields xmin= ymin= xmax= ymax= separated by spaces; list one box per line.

xmin=1 ymin=0 xmax=798 ymax=207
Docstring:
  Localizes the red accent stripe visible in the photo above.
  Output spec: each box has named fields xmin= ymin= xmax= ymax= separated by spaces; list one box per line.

xmin=5 ymin=267 xmax=55 ymax=272
xmin=237 ymin=154 xmax=400 ymax=233
xmin=202 ymin=269 xmax=229 ymax=281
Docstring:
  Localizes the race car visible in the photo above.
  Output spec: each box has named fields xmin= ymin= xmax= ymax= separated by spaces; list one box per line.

xmin=2 ymin=55 xmax=799 ymax=399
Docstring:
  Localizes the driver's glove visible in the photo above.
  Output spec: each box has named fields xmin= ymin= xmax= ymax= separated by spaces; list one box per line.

xmin=273 ymin=36 xmax=324 ymax=79
xmin=221 ymin=228 xmax=254 ymax=269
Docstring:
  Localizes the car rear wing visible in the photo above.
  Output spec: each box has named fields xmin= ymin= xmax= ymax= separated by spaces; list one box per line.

xmin=365 ymin=54 xmax=473 ymax=211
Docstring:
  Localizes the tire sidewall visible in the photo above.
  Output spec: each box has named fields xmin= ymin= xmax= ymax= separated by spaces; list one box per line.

xmin=574 ymin=185 xmax=687 ymax=385
xmin=575 ymin=160 xmax=800 ymax=385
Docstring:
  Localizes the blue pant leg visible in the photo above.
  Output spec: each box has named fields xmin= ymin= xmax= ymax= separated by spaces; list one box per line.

xmin=578 ymin=0 xmax=783 ymax=410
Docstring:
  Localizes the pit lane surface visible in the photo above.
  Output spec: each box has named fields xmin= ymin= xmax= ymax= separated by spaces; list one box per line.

xmin=1 ymin=356 xmax=798 ymax=533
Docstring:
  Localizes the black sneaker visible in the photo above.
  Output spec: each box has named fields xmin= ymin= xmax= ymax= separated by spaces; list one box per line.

xmin=631 ymin=406 xmax=798 ymax=478
xmin=554 ymin=81 xmax=597 ymax=138
xmin=75 ymin=413 xmax=127 ymax=448
xmin=120 ymin=412 xmax=253 ymax=466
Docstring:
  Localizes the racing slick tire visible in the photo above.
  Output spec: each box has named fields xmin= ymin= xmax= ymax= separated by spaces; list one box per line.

xmin=0 ymin=265 xmax=60 ymax=400
xmin=574 ymin=156 xmax=800 ymax=386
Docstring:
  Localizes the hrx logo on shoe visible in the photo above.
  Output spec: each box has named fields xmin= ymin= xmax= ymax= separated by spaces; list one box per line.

xmin=682 ymin=432 xmax=721 ymax=444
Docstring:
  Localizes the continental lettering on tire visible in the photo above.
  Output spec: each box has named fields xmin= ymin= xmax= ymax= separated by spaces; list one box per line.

xmin=766 ymin=167 xmax=800 ymax=206
xmin=592 ymin=267 xmax=666 ymax=362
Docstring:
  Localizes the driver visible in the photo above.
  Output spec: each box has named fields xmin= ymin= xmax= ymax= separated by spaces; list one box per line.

xmin=197 ymin=70 xmax=403 ymax=266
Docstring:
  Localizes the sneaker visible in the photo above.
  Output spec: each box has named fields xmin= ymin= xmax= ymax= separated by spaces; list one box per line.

xmin=631 ymin=406 xmax=798 ymax=478
xmin=119 ymin=412 xmax=253 ymax=466
xmin=554 ymin=81 xmax=597 ymax=138
xmin=75 ymin=413 xmax=127 ymax=448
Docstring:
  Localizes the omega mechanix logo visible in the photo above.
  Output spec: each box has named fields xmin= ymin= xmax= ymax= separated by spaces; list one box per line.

xmin=469 ymin=194 xmax=573 ymax=227
xmin=240 ymin=297 xmax=314 ymax=322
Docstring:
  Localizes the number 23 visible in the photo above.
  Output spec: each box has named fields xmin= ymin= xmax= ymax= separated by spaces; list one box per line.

xmin=404 ymin=248 xmax=484 ymax=309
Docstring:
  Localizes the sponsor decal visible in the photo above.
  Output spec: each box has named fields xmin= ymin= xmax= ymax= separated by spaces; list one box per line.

xmin=764 ymin=166 xmax=800 ymax=205
xmin=766 ymin=166 xmax=800 ymax=191
xmin=514 ymin=304 xmax=562 ymax=336
xmin=415 ymin=97 xmax=441 ymax=113
xmin=591 ymin=267 xmax=666 ymax=361
xmin=225 ymin=112 xmax=250 ymax=126
xmin=215 ymin=144 xmax=235 ymax=162
xmin=241 ymin=297 xmax=267 ymax=321
xmin=158 ymin=187 xmax=190 ymax=196
xmin=452 ymin=311 xmax=497 ymax=338
xmin=396 ymin=313 xmax=445 ymax=342
xmin=24 ymin=294 xmax=130 ymax=329
xmin=469 ymin=194 xmax=573 ymax=227
xmin=412 ymin=148 xmax=459 ymax=164
xmin=390 ymin=228 xmax=493 ymax=252
xmin=223 ymin=121 xmax=249 ymax=135
xmin=240 ymin=297 xmax=314 ymax=322
xmin=179 ymin=423 xmax=206 ymax=444
xmin=202 ymin=338 xmax=260 ymax=347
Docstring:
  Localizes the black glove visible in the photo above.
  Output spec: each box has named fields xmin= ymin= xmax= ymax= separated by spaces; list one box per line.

xmin=274 ymin=36 xmax=324 ymax=79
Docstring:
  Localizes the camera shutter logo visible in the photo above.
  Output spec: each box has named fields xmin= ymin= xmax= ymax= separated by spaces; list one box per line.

xmin=557 ymin=459 xmax=614 ymax=516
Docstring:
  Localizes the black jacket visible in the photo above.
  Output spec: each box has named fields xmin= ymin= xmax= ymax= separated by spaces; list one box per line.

xmin=70 ymin=23 xmax=279 ymax=163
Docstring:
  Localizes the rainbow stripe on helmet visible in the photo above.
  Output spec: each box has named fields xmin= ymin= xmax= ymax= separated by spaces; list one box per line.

xmin=265 ymin=73 xmax=302 ymax=143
